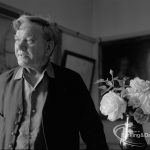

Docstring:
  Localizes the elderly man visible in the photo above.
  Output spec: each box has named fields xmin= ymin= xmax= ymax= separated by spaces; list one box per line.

xmin=0 ymin=15 xmax=108 ymax=150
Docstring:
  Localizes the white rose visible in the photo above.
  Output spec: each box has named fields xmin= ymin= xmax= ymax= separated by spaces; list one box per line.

xmin=133 ymin=108 xmax=149 ymax=124
xmin=139 ymin=93 xmax=150 ymax=114
xmin=130 ymin=77 xmax=150 ymax=92
xmin=126 ymin=87 xmax=141 ymax=108
xmin=100 ymin=91 xmax=126 ymax=121
xmin=128 ymin=96 xmax=141 ymax=108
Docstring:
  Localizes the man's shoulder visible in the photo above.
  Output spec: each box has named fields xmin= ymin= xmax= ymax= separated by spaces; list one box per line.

xmin=0 ymin=67 xmax=18 ymax=82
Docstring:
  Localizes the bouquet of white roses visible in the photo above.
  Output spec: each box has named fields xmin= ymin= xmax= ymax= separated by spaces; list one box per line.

xmin=96 ymin=70 xmax=150 ymax=124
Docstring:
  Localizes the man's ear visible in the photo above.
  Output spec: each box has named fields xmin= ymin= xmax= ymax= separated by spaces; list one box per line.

xmin=46 ymin=40 xmax=55 ymax=56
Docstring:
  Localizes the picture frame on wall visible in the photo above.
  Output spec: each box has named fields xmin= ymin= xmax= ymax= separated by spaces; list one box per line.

xmin=61 ymin=50 xmax=96 ymax=93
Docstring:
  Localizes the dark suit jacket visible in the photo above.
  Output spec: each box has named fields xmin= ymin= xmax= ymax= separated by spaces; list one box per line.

xmin=0 ymin=63 xmax=108 ymax=150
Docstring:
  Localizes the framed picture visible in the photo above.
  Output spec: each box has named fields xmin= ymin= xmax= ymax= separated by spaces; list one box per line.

xmin=61 ymin=50 xmax=96 ymax=93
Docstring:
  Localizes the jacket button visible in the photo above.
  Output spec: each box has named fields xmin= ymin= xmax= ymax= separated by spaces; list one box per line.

xmin=8 ymin=144 xmax=13 ymax=148
xmin=11 ymin=132 xmax=15 ymax=135
xmin=18 ymin=110 xmax=22 ymax=114
xmin=15 ymin=121 xmax=19 ymax=125
xmin=32 ymin=109 xmax=36 ymax=113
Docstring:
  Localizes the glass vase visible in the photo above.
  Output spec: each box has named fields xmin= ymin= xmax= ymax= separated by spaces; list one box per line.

xmin=120 ymin=113 xmax=147 ymax=150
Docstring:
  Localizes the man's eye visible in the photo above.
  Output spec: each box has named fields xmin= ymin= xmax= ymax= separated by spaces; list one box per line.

xmin=14 ymin=37 xmax=19 ymax=42
xmin=27 ymin=39 xmax=34 ymax=44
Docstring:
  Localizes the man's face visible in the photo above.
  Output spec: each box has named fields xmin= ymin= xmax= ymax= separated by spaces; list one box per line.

xmin=14 ymin=22 xmax=48 ymax=70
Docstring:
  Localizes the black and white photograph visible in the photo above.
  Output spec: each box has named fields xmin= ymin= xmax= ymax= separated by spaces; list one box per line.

xmin=0 ymin=1 xmax=150 ymax=150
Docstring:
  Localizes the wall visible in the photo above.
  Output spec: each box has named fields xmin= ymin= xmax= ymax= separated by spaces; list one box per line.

xmin=0 ymin=0 xmax=93 ymax=37
xmin=5 ymin=0 xmax=150 ymax=40
xmin=92 ymin=0 xmax=150 ymax=40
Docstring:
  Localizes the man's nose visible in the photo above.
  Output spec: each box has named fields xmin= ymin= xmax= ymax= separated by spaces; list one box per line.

xmin=18 ymin=40 xmax=27 ymax=51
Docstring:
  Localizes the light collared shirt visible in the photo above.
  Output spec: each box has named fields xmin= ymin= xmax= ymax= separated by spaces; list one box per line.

xmin=14 ymin=62 xmax=55 ymax=150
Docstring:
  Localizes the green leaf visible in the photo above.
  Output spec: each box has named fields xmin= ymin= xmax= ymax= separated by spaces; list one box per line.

xmin=98 ymin=85 xmax=107 ymax=90
xmin=118 ymin=80 xmax=124 ymax=87
xmin=101 ymin=89 xmax=108 ymax=95
xmin=110 ymin=69 xmax=114 ymax=76
xmin=106 ymin=80 xmax=113 ymax=87
xmin=101 ymin=86 xmax=112 ymax=95
xmin=113 ymin=87 xmax=124 ymax=91
xmin=123 ymin=76 xmax=129 ymax=81
xmin=114 ymin=76 xmax=119 ymax=80
xmin=95 ymin=79 xmax=105 ymax=84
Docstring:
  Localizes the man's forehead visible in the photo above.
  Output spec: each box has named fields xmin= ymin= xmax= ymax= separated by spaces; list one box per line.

xmin=15 ymin=22 xmax=43 ymax=36
xmin=20 ymin=21 xmax=42 ymax=29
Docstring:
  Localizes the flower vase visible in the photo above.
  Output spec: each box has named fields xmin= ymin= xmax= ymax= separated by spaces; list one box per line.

xmin=120 ymin=113 xmax=147 ymax=150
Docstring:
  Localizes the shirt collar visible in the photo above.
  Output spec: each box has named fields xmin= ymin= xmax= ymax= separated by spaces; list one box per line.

xmin=14 ymin=61 xmax=55 ymax=80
